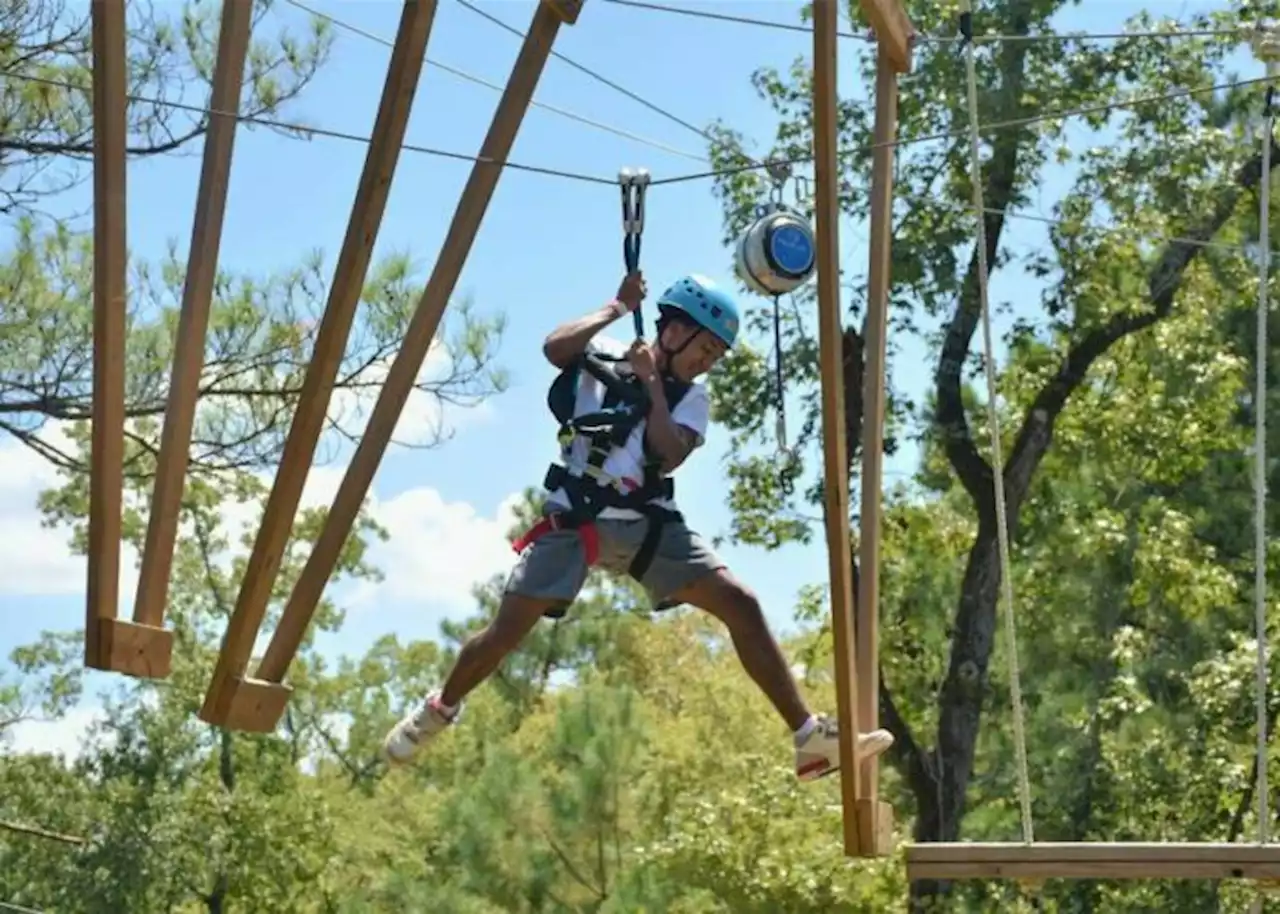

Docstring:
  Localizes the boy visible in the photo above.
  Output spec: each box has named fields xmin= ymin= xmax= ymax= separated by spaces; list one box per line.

xmin=383 ymin=272 xmax=894 ymax=780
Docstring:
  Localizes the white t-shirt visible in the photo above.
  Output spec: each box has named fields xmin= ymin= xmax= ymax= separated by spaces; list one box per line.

xmin=546 ymin=336 xmax=710 ymax=520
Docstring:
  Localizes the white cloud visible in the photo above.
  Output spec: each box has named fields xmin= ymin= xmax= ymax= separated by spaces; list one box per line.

xmin=0 ymin=419 xmax=523 ymax=628
xmin=0 ymin=425 xmax=115 ymax=598
xmin=5 ymin=705 xmax=110 ymax=762
xmin=347 ymin=487 xmax=524 ymax=612
xmin=327 ymin=339 xmax=494 ymax=447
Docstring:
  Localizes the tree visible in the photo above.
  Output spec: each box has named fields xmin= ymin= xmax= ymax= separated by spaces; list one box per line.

xmin=708 ymin=0 xmax=1280 ymax=906
xmin=1 ymin=0 xmax=506 ymax=478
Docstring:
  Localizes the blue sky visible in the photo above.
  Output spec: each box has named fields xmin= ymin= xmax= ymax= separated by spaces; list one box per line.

xmin=0 ymin=0 xmax=1258 ymax=748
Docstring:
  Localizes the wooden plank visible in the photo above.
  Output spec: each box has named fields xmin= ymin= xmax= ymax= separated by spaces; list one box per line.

xmin=855 ymin=50 xmax=899 ymax=811
xmin=812 ymin=0 xmax=863 ymax=858
xmin=115 ymin=0 xmax=252 ymax=679
xmin=208 ymin=0 xmax=584 ymax=730
xmin=86 ymin=0 xmax=128 ymax=671
xmin=906 ymin=842 xmax=1280 ymax=881
xmin=199 ymin=0 xmax=440 ymax=726
xmin=858 ymin=0 xmax=914 ymax=74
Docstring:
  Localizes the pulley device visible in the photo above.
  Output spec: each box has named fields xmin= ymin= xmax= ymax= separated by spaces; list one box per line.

xmin=734 ymin=160 xmax=817 ymax=298
xmin=619 ymin=166 xmax=650 ymax=338
xmin=733 ymin=159 xmax=817 ymax=456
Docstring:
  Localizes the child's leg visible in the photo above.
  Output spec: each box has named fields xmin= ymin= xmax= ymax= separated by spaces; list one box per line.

xmin=643 ymin=522 xmax=894 ymax=780
xmin=382 ymin=526 xmax=588 ymax=764
xmin=438 ymin=591 xmax=563 ymax=706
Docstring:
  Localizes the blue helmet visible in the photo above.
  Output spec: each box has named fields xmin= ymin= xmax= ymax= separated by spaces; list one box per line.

xmin=656 ymin=274 xmax=740 ymax=347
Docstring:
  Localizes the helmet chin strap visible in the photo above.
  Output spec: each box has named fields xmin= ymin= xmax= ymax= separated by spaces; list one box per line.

xmin=655 ymin=327 xmax=702 ymax=378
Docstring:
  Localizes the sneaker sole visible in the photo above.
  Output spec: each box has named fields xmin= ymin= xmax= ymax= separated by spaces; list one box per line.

xmin=796 ymin=734 xmax=895 ymax=781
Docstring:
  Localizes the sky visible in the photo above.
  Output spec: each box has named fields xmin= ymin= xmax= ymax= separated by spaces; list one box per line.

xmin=1 ymin=0 xmax=1254 ymax=758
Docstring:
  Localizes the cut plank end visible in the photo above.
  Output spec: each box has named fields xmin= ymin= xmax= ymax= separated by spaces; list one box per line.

xmin=216 ymin=676 xmax=293 ymax=733
xmin=542 ymin=0 xmax=583 ymax=24
xmin=91 ymin=619 xmax=173 ymax=680
xmin=858 ymin=0 xmax=914 ymax=74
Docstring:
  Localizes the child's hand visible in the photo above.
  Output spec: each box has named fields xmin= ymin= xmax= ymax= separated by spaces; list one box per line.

xmin=615 ymin=271 xmax=646 ymax=313
xmin=626 ymin=339 xmax=659 ymax=383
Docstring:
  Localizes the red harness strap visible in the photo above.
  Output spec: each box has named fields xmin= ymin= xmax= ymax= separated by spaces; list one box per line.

xmin=511 ymin=512 xmax=600 ymax=565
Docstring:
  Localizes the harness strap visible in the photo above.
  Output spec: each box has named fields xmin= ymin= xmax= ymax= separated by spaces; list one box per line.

xmin=511 ymin=512 xmax=600 ymax=565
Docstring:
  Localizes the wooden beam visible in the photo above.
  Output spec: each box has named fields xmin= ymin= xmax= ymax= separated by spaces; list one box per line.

xmin=103 ymin=0 xmax=253 ymax=682
xmin=204 ymin=0 xmax=582 ymax=731
xmin=812 ymin=0 xmax=866 ymax=858
xmin=858 ymin=0 xmax=914 ymax=74
xmin=906 ymin=842 xmax=1280 ymax=881
xmin=86 ymin=0 xmax=128 ymax=672
xmin=198 ymin=0 xmax=440 ymax=729
xmin=855 ymin=48 xmax=900 ymax=841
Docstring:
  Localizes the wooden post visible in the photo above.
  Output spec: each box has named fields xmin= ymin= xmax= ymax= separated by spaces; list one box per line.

xmin=197 ymin=0 xmax=440 ymax=731
xmin=853 ymin=44 xmax=908 ymax=855
xmin=201 ymin=0 xmax=583 ymax=732
xmin=859 ymin=0 xmax=914 ymax=74
xmin=86 ymin=0 xmax=128 ymax=672
xmin=98 ymin=0 xmax=253 ymax=681
xmin=811 ymin=0 xmax=863 ymax=858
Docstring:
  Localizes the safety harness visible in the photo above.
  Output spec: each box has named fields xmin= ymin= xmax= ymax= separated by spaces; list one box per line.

xmin=511 ymin=350 xmax=689 ymax=617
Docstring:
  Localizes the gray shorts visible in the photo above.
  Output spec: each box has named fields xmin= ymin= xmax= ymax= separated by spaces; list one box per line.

xmin=505 ymin=508 xmax=725 ymax=611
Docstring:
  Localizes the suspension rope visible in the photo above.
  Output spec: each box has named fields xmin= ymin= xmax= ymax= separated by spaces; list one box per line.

xmin=958 ymin=0 xmax=1035 ymax=844
xmin=1252 ymin=24 xmax=1278 ymax=857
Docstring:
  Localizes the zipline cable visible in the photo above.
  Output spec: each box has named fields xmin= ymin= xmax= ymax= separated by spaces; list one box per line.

xmin=453 ymin=0 xmax=716 ymax=146
xmin=959 ymin=0 xmax=1035 ymax=845
xmin=283 ymin=0 xmax=708 ymax=162
xmin=4 ymin=71 xmax=616 ymax=185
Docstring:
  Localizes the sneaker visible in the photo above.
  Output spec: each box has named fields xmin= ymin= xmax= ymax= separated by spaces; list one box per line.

xmin=795 ymin=715 xmax=894 ymax=781
xmin=382 ymin=691 xmax=458 ymax=766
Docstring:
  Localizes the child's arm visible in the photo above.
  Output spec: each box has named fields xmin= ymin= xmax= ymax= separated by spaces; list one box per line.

xmin=642 ymin=382 xmax=700 ymax=474
xmin=542 ymin=273 xmax=646 ymax=368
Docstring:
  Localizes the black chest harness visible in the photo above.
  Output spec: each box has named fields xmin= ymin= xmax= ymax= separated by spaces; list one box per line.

xmin=511 ymin=351 xmax=689 ymax=615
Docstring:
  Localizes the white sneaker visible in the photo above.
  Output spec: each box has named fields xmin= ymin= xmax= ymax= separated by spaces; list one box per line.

xmin=382 ymin=691 xmax=458 ymax=766
xmin=795 ymin=714 xmax=894 ymax=781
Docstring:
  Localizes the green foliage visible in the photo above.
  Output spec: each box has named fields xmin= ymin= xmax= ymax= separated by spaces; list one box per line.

xmin=12 ymin=0 xmax=1280 ymax=912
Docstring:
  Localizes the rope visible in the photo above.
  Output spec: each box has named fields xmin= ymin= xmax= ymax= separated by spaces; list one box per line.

xmin=600 ymin=0 xmax=1244 ymax=45
xmin=958 ymin=0 xmax=1035 ymax=844
xmin=1252 ymin=29 xmax=1278 ymax=856
xmin=652 ymin=74 xmax=1275 ymax=186
xmin=282 ymin=0 xmax=708 ymax=162
xmin=4 ymin=71 xmax=616 ymax=185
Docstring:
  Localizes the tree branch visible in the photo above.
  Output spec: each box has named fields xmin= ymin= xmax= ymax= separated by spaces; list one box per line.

xmin=1005 ymin=139 xmax=1278 ymax=497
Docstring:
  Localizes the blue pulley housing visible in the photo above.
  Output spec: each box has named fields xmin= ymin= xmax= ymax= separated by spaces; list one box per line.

xmin=734 ymin=206 xmax=817 ymax=297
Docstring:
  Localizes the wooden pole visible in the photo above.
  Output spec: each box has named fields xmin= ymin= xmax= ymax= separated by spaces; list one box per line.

xmin=201 ymin=0 xmax=585 ymax=732
xmin=854 ymin=49 xmax=900 ymax=850
xmin=198 ymin=0 xmax=441 ymax=730
xmin=811 ymin=0 xmax=863 ymax=858
xmin=110 ymin=0 xmax=253 ymax=681
xmin=86 ymin=0 xmax=128 ymax=672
